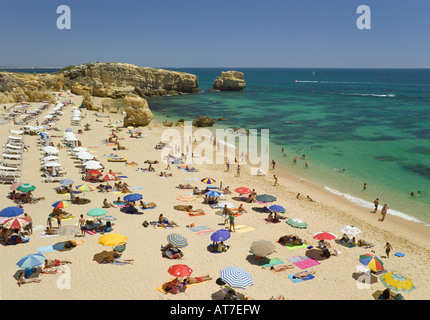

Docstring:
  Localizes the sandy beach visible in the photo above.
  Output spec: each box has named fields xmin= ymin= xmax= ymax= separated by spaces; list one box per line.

xmin=1 ymin=91 xmax=429 ymax=300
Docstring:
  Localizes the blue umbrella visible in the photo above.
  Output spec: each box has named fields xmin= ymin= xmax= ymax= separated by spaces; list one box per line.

xmin=39 ymin=132 xmax=49 ymax=139
xmin=65 ymin=128 xmax=73 ymax=132
xmin=17 ymin=253 xmax=46 ymax=269
xmin=124 ymin=193 xmax=143 ymax=202
xmin=211 ymin=229 xmax=231 ymax=242
xmin=205 ymin=190 xmax=221 ymax=197
xmin=0 ymin=206 xmax=24 ymax=218
xmin=220 ymin=266 xmax=254 ymax=289
xmin=269 ymin=205 xmax=285 ymax=212
xmin=167 ymin=233 xmax=188 ymax=248
xmin=60 ymin=178 xmax=74 ymax=186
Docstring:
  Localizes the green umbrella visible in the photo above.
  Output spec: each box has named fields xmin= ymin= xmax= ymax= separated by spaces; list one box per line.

xmin=87 ymin=208 xmax=107 ymax=217
xmin=286 ymin=218 xmax=308 ymax=229
xmin=17 ymin=183 xmax=36 ymax=193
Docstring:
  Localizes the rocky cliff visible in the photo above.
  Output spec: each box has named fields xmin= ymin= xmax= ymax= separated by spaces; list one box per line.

xmin=212 ymin=71 xmax=246 ymax=91
xmin=123 ymin=95 xmax=154 ymax=127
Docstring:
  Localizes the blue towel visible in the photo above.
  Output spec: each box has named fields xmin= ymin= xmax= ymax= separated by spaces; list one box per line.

xmin=288 ymin=274 xmax=315 ymax=283
xmin=394 ymin=252 xmax=405 ymax=257
xmin=37 ymin=245 xmax=55 ymax=253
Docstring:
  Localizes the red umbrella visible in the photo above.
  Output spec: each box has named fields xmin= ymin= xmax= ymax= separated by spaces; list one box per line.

xmin=87 ymin=170 xmax=101 ymax=175
xmin=312 ymin=231 xmax=338 ymax=241
xmin=234 ymin=187 xmax=252 ymax=194
xmin=3 ymin=217 xmax=29 ymax=229
xmin=102 ymin=174 xmax=117 ymax=181
xmin=168 ymin=264 xmax=193 ymax=277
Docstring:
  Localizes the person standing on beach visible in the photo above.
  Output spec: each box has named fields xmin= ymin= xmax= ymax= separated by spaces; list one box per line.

xmin=24 ymin=213 xmax=32 ymax=235
xmin=78 ymin=214 xmax=86 ymax=237
xmin=228 ymin=212 xmax=236 ymax=232
xmin=373 ymin=198 xmax=379 ymax=213
xmin=272 ymin=160 xmax=276 ymax=170
xmin=226 ymin=159 xmax=230 ymax=172
xmin=273 ymin=175 xmax=278 ymax=186
xmin=236 ymin=165 xmax=241 ymax=177
xmin=381 ymin=204 xmax=388 ymax=221
xmin=384 ymin=242 xmax=392 ymax=258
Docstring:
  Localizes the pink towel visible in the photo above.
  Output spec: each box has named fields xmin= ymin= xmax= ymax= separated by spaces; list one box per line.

xmin=294 ymin=258 xmax=320 ymax=269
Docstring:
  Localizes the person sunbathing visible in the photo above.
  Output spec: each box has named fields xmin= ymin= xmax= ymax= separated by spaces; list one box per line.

xmin=292 ymin=270 xmax=316 ymax=279
xmin=111 ymin=252 xmax=134 ymax=264
xmin=140 ymin=201 xmax=157 ymax=209
xmin=161 ymin=244 xmax=183 ymax=259
xmin=44 ymin=259 xmax=72 ymax=268
xmin=357 ymin=239 xmax=373 ymax=247
xmin=237 ymin=204 xmax=247 ymax=213
xmin=222 ymin=186 xmax=232 ymax=195
xmin=270 ymin=264 xmax=294 ymax=272
xmin=162 ymin=278 xmax=186 ymax=294
xmin=17 ymin=272 xmax=41 ymax=287
xmin=184 ymin=275 xmax=212 ymax=284
xmin=178 ymin=184 xmax=192 ymax=189
xmin=159 ymin=172 xmax=172 ymax=177
xmin=192 ymin=187 xmax=203 ymax=195
xmin=246 ymin=194 xmax=256 ymax=203
xmin=158 ymin=214 xmax=179 ymax=227
xmin=103 ymin=198 xmax=117 ymax=208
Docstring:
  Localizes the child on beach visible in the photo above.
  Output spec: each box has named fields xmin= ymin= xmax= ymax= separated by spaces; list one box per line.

xmin=384 ymin=242 xmax=392 ymax=258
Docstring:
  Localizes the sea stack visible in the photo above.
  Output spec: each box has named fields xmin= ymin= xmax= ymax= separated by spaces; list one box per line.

xmin=123 ymin=94 xmax=154 ymax=127
xmin=212 ymin=71 xmax=246 ymax=91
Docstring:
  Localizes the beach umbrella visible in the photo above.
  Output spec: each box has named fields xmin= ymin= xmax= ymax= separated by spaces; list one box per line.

xmin=77 ymin=152 xmax=94 ymax=160
xmin=312 ymin=231 xmax=338 ymax=241
xmin=124 ymin=193 xmax=143 ymax=202
xmin=0 ymin=206 xmax=24 ymax=218
xmin=75 ymin=184 xmax=95 ymax=193
xmin=168 ymin=264 xmax=193 ymax=277
xmin=42 ymin=146 xmax=59 ymax=154
xmin=87 ymin=208 xmax=107 ymax=217
xmin=359 ymin=254 xmax=384 ymax=272
xmin=9 ymin=182 xmax=23 ymax=190
xmin=269 ymin=205 xmax=285 ymax=212
xmin=44 ymin=161 xmax=62 ymax=167
xmin=201 ymin=177 xmax=216 ymax=184
xmin=59 ymin=225 xmax=80 ymax=237
xmin=380 ymin=273 xmax=416 ymax=293
xmin=234 ymin=187 xmax=252 ymax=194
xmin=220 ymin=266 xmax=254 ymax=289
xmin=60 ymin=178 xmax=74 ymax=186
xmin=87 ymin=170 xmax=101 ymax=176
xmin=101 ymin=215 xmax=117 ymax=222
xmin=255 ymin=194 xmax=277 ymax=203
xmin=167 ymin=233 xmax=188 ymax=248
xmin=43 ymin=156 xmax=59 ymax=162
xmin=2 ymin=217 xmax=29 ymax=229
xmin=98 ymin=233 xmax=127 ymax=247
xmin=66 ymin=128 xmax=73 ymax=132
xmin=52 ymin=200 xmax=71 ymax=209
xmin=286 ymin=218 xmax=308 ymax=229
xmin=83 ymin=163 xmax=103 ymax=170
xmin=16 ymin=253 xmax=46 ymax=269
xmin=102 ymin=173 xmax=117 ymax=181
xmin=205 ymin=190 xmax=222 ymax=197
xmin=250 ymin=240 xmax=276 ymax=257
xmin=176 ymin=194 xmax=196 ymax=202
xmin=17 ymin=183 xmax=36 ymax=193
xmin=339 ymin=225 xmax=362 ymax=236
xmin=73 ymin=147 xmax=87 ymax=152
xmin=211 ymin=229 xmax=231 ymax=242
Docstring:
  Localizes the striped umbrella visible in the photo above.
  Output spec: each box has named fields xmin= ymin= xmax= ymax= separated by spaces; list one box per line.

xmin=168 ymin=264 xmax=193 ymax=277
xmin=17 ymin=183 xmax=36 ymax=193
xmin=201 ymin=177 xmax=216 ymax=184
xmin=87 ymin=208 xmax=107 ymax=217
xmin=52 ymin=200 xmax=71 ymax=209
xmin=312 ymin=231 xmax=338 ymax=241
xmin=75 ymin=184 xmax=95 ymax=192
xmin=16 ymin=253 xmax=46 ymax=269
xmin=0 ymin=206 xmax=24 ymax=218
xmin=380 ymin=273 xmax=416 ymax=293
xmin=102 ymin=173 xmax=117 ymax=181
xmin=286 ymin=218 xmax=308 ymax=229
xmin=59 ymin=225 xmax=80 ymax=237
xmin=167 ymin=233 xmax=188 ymax=248
xmin=269 ymin=205 xmax=285 ymax=212
xmin=359 ymin=254 xmax=384 ymax=272
xmin=339 ymin=225 xmax=362 ymax=236
xmin=220 ymin=266 xmax=254 ymax=289
xmin=205 ymin=190 xmax=222 ymax=197
xmin=2 ymin=217 xmax=29 ymax=229
xmin=234 ymin=187 xmax=252 ymax=195
xmin=176 ymin=194 xmax=196 ymax=202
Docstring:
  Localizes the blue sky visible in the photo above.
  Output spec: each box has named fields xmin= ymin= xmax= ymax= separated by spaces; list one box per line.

xmin=0 ymin=0 xmax=429 ymax=68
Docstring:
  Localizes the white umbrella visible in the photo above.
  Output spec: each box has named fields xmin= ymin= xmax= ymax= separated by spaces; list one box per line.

xmin=84 ymin=163 xmax=103 ymax=170
xmin=77 ymin=153 xmax=94 ymax=160
xmin=44 ymin=161 xmax=62 ymax=167
xmin=339 ymin=225 xmax=362 ymax=236
xmin=43 ymin=156 xmax=59 ymax=162
xmin=217 ymin=202 xmax=234 ymax=209
xmin=73 ymin=147 xmax=87 ymax=152
xmin=42 ymin=146 xmax=59 ymax=154
xmin=44 ymin=115 xmax=53 ymax=119
xmin=64 ymin=136 xmax=78 ymax=141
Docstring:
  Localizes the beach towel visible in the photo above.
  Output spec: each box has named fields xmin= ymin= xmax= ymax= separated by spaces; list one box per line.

xmin=184 ymin=178 xmax=199 ymax=181
xmin=33 ymin=225 xmax=45 ymax=231
xmin=293 ymin=258 xmax=320 ymax=270
xmin=40 ymin=232 xmax=60 ymax=239
xmin=84 ymin=230 xmax=97 ymax=235
xmin=130 ymin=187 xmax=144 ymax=190
xmin=37 ymin=245 xmax=56 ymax=253
xmin=187 ymin=211 xmax=206 ymax=217
xmin=189 ymin=225 xmax=211 ymax=232
xmin=234 ymin=225 xmax=256 ymax=234
xmin=285 ymin=243 xmax=309 ymax=251
xmin=394 ymin=252 xmax=405 ymax=257
xmin=288 ymin=274 xmax=315 ymax=283
xmin=259 ymin=257 xmax=284 ymax=268
xmin=196 ymin=229 xmax=214 ymax=235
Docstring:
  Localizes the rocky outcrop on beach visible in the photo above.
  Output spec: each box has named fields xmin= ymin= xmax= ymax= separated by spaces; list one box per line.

xmin=193 ymin=115 xmax=215 ymax=127
xmin=61 ymin=62 xmax=199 ymax=98
xmin=0 ymin=72 xmax=59 ymax=104
xmin=81 ymin=93 xmax=99 ymax=111
xmin=212 ymin=71 xmax=246 ymax=91
xmin=123 ymin=95 xmax=154 ymax=127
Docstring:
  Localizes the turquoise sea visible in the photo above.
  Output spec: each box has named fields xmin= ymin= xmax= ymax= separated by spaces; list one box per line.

xmin=146 ymin=68 xmax=430 ymax=226
xmin=3 ymin=67 xmax=430 ymax=225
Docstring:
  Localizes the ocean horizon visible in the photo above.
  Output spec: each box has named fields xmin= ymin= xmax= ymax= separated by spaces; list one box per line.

xmin=3 ymin=67 xmax=429 ymax=226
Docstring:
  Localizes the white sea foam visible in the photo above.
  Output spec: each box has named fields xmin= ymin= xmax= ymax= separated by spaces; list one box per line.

xmin=339 ymin=93 xmax=396 ymax=98
xmin=323 ymin=186 xmax=429 ymax=226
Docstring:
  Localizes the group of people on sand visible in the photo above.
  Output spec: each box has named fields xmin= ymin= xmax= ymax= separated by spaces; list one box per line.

xmin=8 ymin=190 xmax=44 ymax=205
xmin=162 ymin=275 xmax=213 ymax=294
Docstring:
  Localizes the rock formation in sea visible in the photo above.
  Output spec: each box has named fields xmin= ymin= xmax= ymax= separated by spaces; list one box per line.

xmin=122 ymin=95 xmax=154 ymax=127
xmin=212 ymin=71 xmax=246 ymax=91
xmin=193 ymin=115 xmax=215 ymax=127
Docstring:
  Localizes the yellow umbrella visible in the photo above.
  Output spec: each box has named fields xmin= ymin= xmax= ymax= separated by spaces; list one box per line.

xmin=380 ymin=273 xmax=416 ymax=293
xmin=98 ymin=233 xmax=127 ymax=247
xmin=176 ymin=194 xmax=196 ymax=202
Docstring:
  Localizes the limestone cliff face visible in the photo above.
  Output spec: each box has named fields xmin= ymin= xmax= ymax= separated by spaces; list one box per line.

xmin=62 ymin=62 xmax=199 ymax=98
xmin=212 ymin=71 xmax=246 ymax=91
xmin=123 ymin=95 xmax=154 ymax=127
xmin=0 ymin=72 xmax=59 ymax=103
